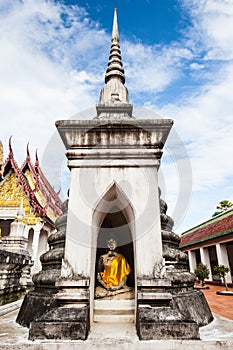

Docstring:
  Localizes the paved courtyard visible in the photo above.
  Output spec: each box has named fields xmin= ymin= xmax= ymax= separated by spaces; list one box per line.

xmin=201 ymin=284 xmax=233 ymax=320
xmin=0 ymin=285 xmax=232 ymax=349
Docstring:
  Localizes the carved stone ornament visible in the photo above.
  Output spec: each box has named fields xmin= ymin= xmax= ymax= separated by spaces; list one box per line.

xmin=153 ymin=258 xmax=167 ymax=279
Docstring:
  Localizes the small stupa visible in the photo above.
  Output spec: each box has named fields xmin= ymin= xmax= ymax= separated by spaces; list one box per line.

xmin=17 ymin=8 xmax=212 ymax=341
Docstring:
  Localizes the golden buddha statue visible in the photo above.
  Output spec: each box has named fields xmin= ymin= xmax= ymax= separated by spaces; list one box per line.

xmin=97 ymin=238 xmax=131 ymax=291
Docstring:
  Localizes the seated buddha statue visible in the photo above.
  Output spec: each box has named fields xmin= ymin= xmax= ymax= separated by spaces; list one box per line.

xmin=97 ymin=238 xmax=131 ymax=291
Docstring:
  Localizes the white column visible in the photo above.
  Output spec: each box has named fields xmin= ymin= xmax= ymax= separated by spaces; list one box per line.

xmin=37 ymin=230 xmax=48 ymax=259
xmin=188 ymin=250 xmax=197 ymax=273
xmin=216 ymin=243 xmax=232 ymax=283
xmin=31 ymin=222 xmax=44 ymax=275
xmin=200 ymin=247 xmax=213 ymax=281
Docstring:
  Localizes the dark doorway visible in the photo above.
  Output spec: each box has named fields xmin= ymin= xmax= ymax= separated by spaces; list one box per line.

xmin=208 ymin=245 xmax=219 ymax=280
xmin=95 ymin=205 xmax=135 ymax=289
xmin=226 ymin=242 xmax=233 ymax=280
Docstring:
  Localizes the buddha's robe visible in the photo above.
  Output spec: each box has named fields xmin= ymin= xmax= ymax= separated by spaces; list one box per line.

xmin=99 ymin=253 xmax=131 ymax=287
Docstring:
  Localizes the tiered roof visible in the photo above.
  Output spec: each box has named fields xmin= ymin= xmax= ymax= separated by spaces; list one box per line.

xmin=0 ymin=139 xmax=62 ymax=226
xmin=180 ymin=209 xmax=233 ymax=249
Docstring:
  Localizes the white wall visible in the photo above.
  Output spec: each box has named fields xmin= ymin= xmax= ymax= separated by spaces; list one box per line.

xmin=65 ymin=155 xmax=162 ymax=280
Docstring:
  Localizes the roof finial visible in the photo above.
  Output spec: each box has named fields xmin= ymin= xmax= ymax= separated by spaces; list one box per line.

xmin=26 ymin=142 xmax=30 ymax=160
xmin=17 ymin=198 xmax=24 ymax=218
xmin=8 ymin=136 xmax=13 ymax=159
xmin=35 ymin=149 xmax=39 ymax=168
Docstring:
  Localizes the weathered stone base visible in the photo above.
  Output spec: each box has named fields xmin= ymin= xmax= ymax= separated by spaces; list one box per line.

xmin=137 ymin=305 xmax=200 ymax=340
xmin=16 ymin=290 xmax=58 ymax=328
xmin=136 ymin=285 xmax=213 ymax=340
xmin=29 ymin=305 xmax=89 ymax=341
xmin=137 ymin=320 xmax=199 ymax=340
xmin=172 ymin=290 xmax=213 ymax=327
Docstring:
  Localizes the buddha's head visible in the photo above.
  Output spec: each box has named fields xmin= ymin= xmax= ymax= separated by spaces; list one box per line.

xmin=107 ymin=238 xmax=117 ymax=251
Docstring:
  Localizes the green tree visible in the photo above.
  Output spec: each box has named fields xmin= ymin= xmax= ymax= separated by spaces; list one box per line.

xmin=213 ymin=265 xmax=230 ymax=291
xmin=194 ymin=263 xmax=210 ymax=287
xmin=212 ymin=200 xmax=233 ymax=217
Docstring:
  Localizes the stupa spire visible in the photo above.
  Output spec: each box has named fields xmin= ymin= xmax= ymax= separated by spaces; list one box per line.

xmin=96 ymin=8 xmax=133 ymax=119
xmin=112 ymin=8 xmax=119 ymax=41
xmin=105 ymin=8 xmax=125 ymax=84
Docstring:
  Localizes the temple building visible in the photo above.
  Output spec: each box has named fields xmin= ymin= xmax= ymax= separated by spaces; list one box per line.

xmin=180 ymin=209 xmax=233 ymax=285
xmin=0 ymin=139 xmax=62 ymax=275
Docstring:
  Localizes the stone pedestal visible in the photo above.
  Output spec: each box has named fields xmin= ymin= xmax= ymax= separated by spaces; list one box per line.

xmin=2 ymin=220 xmax=28 ymax=255
xmin=29 ymin=305 xmax=89 ymax=341
xmin=136 ymin=192 xmax=213 ymax=340
xmin=0 ymin=249 xmax=31 ymax=295
xmin=29 ymin=279 xmax=90 ymax=340
xmin=17 ymin=201 xmax=67 ymax=327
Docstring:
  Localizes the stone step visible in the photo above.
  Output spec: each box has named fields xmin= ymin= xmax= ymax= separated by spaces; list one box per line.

xmin=95 ymin=309 xmax=134 ymax=315
xmin=93 ymin=299 xmax=135 ymax=323
xmin=0 ymin=300 xmax=22 ymax=317
xmin=94 ymin=299 xmax=135 ymax=310
xmin=88 ymin=322 xmax=138 ymax=341
xmin=94 ymin=314 xmax=135 ymax=323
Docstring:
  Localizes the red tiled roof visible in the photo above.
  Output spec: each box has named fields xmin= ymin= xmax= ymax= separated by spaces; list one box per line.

xmin=21 ymin=147 xmax=62 ymax=217
xmin=34 ymin=160 xmax=62 ymax=216
xmin=180 ymin=209 xmax=233 ymax=248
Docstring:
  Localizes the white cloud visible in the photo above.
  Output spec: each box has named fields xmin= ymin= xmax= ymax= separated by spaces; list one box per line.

xmin=124 ymin=43 xmax=174 ymax=92
xmin=183 ymin=0 xmax=233 ymax=60
xmin=123 ymin=42 xmax=193 ymax=96
xmin=190 ymin=62 xmax=204 ymax=70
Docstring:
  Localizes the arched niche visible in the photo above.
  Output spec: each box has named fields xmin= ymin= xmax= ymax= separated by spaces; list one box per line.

xmin=27 ymin=228 xmax=34 ymax=255
xmin=91 ymin=182 xmax=136 ymax=301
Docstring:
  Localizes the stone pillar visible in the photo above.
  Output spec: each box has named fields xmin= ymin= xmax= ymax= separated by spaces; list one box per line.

xmin=200 ymin=247 xmax=213 ymax=281
xmin=37 ymin=230 xmax=48 ymax=259
xmin=188 ymin=250 xmax=197 ymax=273
xmin=31 ymin=222 xmax=44 ymax=274
xmin=216 ymin=243 xmax=232 ymax=283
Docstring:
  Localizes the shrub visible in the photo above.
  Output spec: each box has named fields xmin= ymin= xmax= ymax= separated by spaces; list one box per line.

xmin=194 ymin=263 xmax=210 ymax=287
xmin=213 ymin=265 xmax=230 ymax=291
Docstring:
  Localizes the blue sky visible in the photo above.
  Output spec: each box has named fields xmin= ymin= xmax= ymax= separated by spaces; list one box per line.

xmin=1 ymin=0 xmax=233 ymax=233
xmin=60 ymin=0 xmax=186 ymax=45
